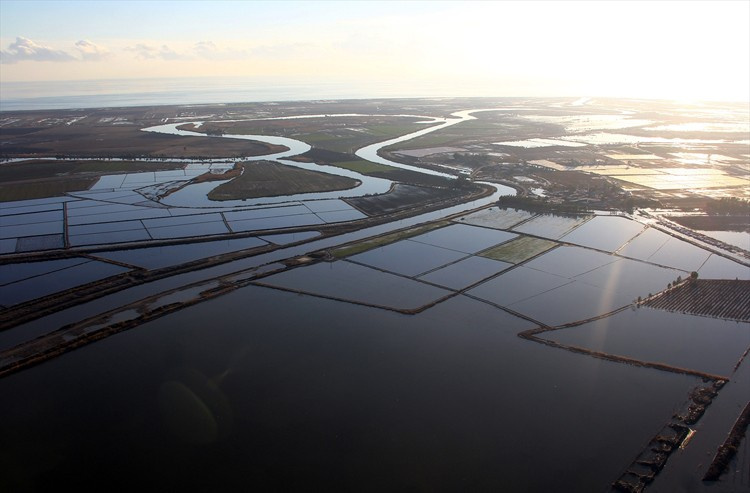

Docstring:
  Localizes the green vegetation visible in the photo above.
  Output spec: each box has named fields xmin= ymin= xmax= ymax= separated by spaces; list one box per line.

xmin=706 ymin=197 xmax=750 ymax=215
xmin=331 ymin=221 xmax=450 ymax=259
xmin=0 ymin=159 xmax=187 ymax=202
xmin=497 ymin=196 xmax=592 ymax=214
xmin=0 ymin=159 xmax=184 ymax=182
xmin=0 ymin=178 xmax=96 ymax=202
xmin=480 ymin=236 xmax=558 ymax=264
xmin=333 ymin=160 xmax=397 ymax=174
xmin=206 ymin=160 xmax=359 ymax=200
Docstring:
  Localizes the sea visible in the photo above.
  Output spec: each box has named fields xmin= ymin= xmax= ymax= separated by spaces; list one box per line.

xmin=0 ymin=76 xmax=482 ymax=112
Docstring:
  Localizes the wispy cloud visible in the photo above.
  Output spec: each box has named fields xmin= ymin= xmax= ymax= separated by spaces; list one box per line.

xmin=74 ymin=40 xmax=111 ymax=61
xmin=126 ymin=43 xmax=187 ymax=61
xmin=250 ymin=42 xmax=313 ymax=58
xmin=0 ymin=36 xmax=77 ymax=64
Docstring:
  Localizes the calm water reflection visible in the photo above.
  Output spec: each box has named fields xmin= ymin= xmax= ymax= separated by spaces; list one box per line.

xmin=0 ymin=287 xmax=698 ymax=492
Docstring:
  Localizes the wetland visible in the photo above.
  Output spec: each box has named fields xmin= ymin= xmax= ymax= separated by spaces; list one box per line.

xmin=1 ymin=97 xmax=749 ymax=492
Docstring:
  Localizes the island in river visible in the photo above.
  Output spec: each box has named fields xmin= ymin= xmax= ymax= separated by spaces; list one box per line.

xmin=0 ymin=97 xmax=748 ymax=492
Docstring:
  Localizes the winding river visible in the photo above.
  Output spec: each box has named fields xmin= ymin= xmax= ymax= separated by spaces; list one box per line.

xmin=141 ymin=109 xmax=506 ymax=207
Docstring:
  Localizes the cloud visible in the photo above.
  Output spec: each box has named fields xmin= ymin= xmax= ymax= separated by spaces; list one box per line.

xmin=193 ymin=40 xmax=247 ymax=60
xmin=0 ymin=36 xmax=76 ymax=64
xmin=74 ymin=40 xmax=110 ymax=61
xmin=250 ymin=42 xmax=313 ymax=58
xmin=126 ymin=43 xmax=187 ymax=61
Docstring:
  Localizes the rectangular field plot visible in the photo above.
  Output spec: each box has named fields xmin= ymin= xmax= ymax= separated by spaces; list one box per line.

xmin=349 ymin=239 xmax=468 ymax=277
xmin=69 ymin=229 xmax=153 ymax=246
xmin=408 ymin=223 xmax=517 ymax=254
xmin=142 ymin=213 xmax=225 ymax=229
xmin=646 ymin=237 xmax=712 ymax=272
xmin=227 ymin=213 xmax=325 ymax=232
xmin=0 ymin=260 xmax=130 ymax=306
xmin=259 ymin=231 xmax=321 ymax=245
xmin=560 ymin=215 xmax=644 ymax=252
xmin=15 ymin=234 xmax=64 ymax=252
xmin=524 ymin=246 xmax=619 ymax=278
xmin=542 ymin=307 xmax=750 ymax=376
xmin=0 ymin=257 xmax=90 ymax=285
xmin=223 ymin=204 xmax=311 ymax=222
xmin=68 ymin=220 xmax=146 ymax=235
xmin=67 ymin=207 xmax=170 ymax=225
xmin=146 ymin=221 xmax=230 ymax=239
xmin=698 ymin=254 xmax=750 ymax=280
xmin=466 ymin=266 xmax=571 ymax=307
xmin=0 ymin=221 xmax=63 ymax=239
xmin=92 ymin=236 xmax=267 ymax=269
xmin=303 ymin=199 xmax=355 ymax=213
xmin=316 ymin=209 xmax=366 ymax=223
xmin=457 ymin=207 xmax=535 ymax=230
xmin=0 ymin=196 xmax=75 ymax=215
xmin=616 ymin=227 xmax=671 ymax=260
xmin=480 ymin=237 xmax=558 ymax=264
xmin=417 ymin=256 xmax=512 ymax=290
xmin=508 ymin=281 xmax=612 ymax=325
xmin=508 ymin=256 xmax=681 ymax=325
xmin=0 ymin=239 xmax=16 ymax=254
xmin=512 ymin=214 xmax=591 ymax=239
xmin=0 ymin=210 xmax=63 ymax=226
xmin=256 ymin=260 xmax=453 ymax=311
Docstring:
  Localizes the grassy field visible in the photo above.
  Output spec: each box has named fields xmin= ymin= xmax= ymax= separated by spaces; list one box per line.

xmin=480 ymin=236 xmax=558 ymax=264
xmin=206 ymin=160 xmax=359 ymax=200
xmin=0 ymin=125 xmax=280 ymax=159
xmin=0 ymin=159 xmax=189 ymax=202
xmin=206 ymin=116 xmax=430 ymax=154
xmin=0 ymin=177 xmax=96 ymax=202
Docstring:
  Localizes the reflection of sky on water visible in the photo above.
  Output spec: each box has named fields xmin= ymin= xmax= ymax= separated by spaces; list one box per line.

xmin=545 ymin=307 xmax=750 ymax=376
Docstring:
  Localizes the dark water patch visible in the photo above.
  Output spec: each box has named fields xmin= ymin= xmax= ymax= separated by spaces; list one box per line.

xmin=69 ymin=229 xmax=153 ymax=247
xmin=0 ymin=258 xmax=91 ymax=285
xmin=0 ymin=210 xmax=63 ymax=226
xmin=0 ymin=287 xmax=698 ymax=492
xmin=92 ymin=237 xmax=267 ymax=270
xmin=0 ymin=221 xmax=63 ymax=240
xmin=15 ymin=234 xmax=64 ymax=252
xmin=68 ymin=220 xmax=145 ymax=235
xmin=257 ymin=260 xmax=452 ymax=310
xmin=228 ymin=213 xmax=324 ymax=232
xmin=0 ymin=260 xmax=130 ymax=306
xmin=67 ymin=207 xmax=170 ymax=226
xmin=146 ymin=221 xmax=230 ymax=240
xmin=258 ymin=231 xmax=321 ymax=245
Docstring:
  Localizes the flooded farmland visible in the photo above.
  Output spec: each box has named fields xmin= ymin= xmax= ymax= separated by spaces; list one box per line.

xmin=1 ymin=98 xmax=749 ymax=492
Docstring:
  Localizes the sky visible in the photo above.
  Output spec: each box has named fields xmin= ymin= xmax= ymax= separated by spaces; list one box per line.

xmin=1 ymin=0 xmax=749 ymax=102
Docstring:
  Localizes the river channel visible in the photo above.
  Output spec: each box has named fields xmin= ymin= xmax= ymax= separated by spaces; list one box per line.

xmin=1 ymin=110 xmax=745 ymax=492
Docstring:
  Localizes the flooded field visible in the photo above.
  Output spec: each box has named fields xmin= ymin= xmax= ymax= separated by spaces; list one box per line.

xmin=1 ymin=98 xmax=749 ymax=492
xmin=0 ymin=286 xmax=702 ymax=492
xmin=543 ymin=307 xmax=749 ymax=377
